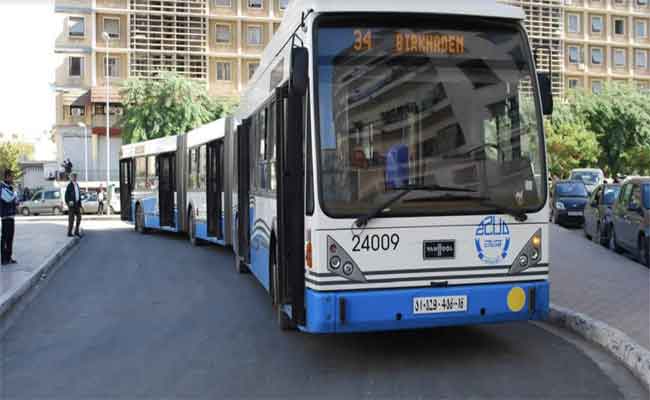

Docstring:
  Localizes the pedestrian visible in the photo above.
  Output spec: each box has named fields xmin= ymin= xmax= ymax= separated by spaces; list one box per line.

xmin=1 ymin=170 xmax=19 ymax=265
xmin=97 ymin=187 xmax=105 ymax=215
xmin=65 ymin=173 xmax=83 ymax=238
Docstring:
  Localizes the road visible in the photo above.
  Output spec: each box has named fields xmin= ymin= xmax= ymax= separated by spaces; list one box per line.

xmin=0 ymin=221 xmax=647 ymax=399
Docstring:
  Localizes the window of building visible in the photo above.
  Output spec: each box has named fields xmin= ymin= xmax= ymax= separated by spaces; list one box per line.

xmin=68 ymin=16 xmax=85 ymax=38
xmin=591 ymin=16 xmax=603 ymax=33
xmin=614 ymin=48 xmax=627 ymax=67
xmin=104 ymin=18 xmax=120 ymax=39
xmin=591 ymin=80 xmax=603 ymax=94
xmin=279 ymin=0 xmax=290 ymax=10
xmin=614 ymin=18 xmax=625 ymax=35
xmin=568 ymin=14 xmax=581 ymax=33
xmin=636 ymin=20 xmax=648 ymax=38
xmin=69 ymin=56 xmax=83 ymax=77
xmin=69 ymin=105 xmax=85 ymax=117
xmin=248 ymin=0 xmax=263 ymax=9
xmin=216 ymin=61 xmax=231 ymax=81
xmin=103 ymin=57 xmax=119 ymax=78
xmin=248 ymin=62 xmax=259 ymax=79
xmin=636 ymin=49 xmax=648 ymax=68
xmin=247 ymin=25 xmax=263 ymax=46
xmin=638 ymin=0 xmax=648 ymax=6
xmin=214 ymin=0 xmax=231 ymax=6
xmin=568 ymin=46 xmax=581 ymax=64
xmin=568 ymin=78 xmax=580 ymax=89
xmin=591 ymin=47 xmax=604 ymax=65
xmin=215 ymin=24 xmax=232 ymax=44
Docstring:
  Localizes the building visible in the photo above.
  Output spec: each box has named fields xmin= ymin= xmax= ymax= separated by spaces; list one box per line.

xmin=563 ymin=0 xmax=650 ymax=93
xmin=53 ymin=0 xmax=288 ymax=184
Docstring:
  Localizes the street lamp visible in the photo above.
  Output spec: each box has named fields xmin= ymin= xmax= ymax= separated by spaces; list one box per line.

xmin=103 ymin=31 xmax=112 ymax=215
xmin=76 ymin=122 xmax=89 ymax=187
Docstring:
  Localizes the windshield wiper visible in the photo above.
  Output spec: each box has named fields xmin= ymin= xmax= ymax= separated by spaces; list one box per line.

xmin=480 ymin=200 xmax=528 ymax=222
xmin=354 ymin=184 xmax=477 ymax=228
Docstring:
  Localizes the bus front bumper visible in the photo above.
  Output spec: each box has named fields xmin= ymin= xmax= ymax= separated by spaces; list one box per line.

xmin=302 ymin=281 xmax=549 ymax=333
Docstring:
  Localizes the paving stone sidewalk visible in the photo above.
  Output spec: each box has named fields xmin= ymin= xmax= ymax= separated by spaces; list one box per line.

xmin=0 ymin=220 xmax=78 ymax=316
xmin=550 ymin=224 xmax=650 ymax=349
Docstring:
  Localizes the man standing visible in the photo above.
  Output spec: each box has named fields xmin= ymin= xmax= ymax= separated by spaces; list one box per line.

xmin=1 ymin=170 xmax=19 ymax=265
xmin=97 ymin=187 xmax=105 ymax=215
xmin=65 ymin=173 xmax=83 ymax=237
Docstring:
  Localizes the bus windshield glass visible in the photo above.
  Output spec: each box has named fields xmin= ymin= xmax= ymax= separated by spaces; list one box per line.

xmin=316 ymin=18 xmax=546 ymax=218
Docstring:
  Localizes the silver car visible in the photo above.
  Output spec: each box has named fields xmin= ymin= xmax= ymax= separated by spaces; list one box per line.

xmin=19 ymin=188 xmax=66 ymax=216
xmin=81 ymin=192 xmax=100 ymax=214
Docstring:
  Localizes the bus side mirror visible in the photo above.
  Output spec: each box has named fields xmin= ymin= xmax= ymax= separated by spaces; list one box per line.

xmin=290 ymin=47 xmax=309 ymax=97
xmin=538 ymin=72 xmax=554 ymax=116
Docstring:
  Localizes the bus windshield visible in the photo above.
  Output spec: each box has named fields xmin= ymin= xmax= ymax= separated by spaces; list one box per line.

xmin=316 ymin=17 xmax=546 ymax=218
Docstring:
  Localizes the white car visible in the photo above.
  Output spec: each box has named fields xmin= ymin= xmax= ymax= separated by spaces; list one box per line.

xmin=109 ymin=186 xmax=121 ymax=214
xmin=569 ymin=168 xmax=605 ymax=194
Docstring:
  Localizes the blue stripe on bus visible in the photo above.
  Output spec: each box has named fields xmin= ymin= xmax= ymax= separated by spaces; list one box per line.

xmin=301 ymin=281 xmax=549 ymax=334
xmin=194 ymin=219 xmax=227 ymax=246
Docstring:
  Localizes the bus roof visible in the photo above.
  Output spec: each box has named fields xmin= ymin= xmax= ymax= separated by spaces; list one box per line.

xmin=120 ymin=134 xmax=177 ymax=160
xmin=186 ymin=118 xmax=227 ymax=149
xmin=289 ymin=0 xmax=525 ymax=20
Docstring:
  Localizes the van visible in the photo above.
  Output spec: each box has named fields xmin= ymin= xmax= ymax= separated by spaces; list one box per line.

xmin=18 ymin=188 xmax=67 ymax=216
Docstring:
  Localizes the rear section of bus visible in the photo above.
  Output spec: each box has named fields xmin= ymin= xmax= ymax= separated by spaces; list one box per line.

xmin=302 ymin=5 xmax=550 ymax=333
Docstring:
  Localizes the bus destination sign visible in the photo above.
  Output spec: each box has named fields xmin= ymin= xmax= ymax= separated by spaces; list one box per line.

xmin=353 ymin=29 xmax=465 ymax=56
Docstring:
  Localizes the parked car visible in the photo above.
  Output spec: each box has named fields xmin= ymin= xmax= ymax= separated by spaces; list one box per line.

xmin=609 ymin=177 xmax=650 ymax=268
xmin=18 ymin=188 xmax=66 ymax=216
xmin=550 ymin=180 xmax=590 ymax=227
xmin=583 ymin=183 xmax=621 ymax=245
xmin=81 ymin=192 xmax=100 ymax=214
xmin=569 ymin=168 xmax=605 ymax=194
xmin=109 ymin=186 xmax=121 ymax=214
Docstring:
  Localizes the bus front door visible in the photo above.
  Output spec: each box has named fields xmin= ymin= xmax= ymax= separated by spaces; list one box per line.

xmin=158 ymin=154 xmax=176 ymax=228
xmin=119 ymin=158 xmax=134 ymax=221
xmin=207 ymin=140 xmax=224 ymax=239
xmin=237 ymin=120 xmax=251 ymax=266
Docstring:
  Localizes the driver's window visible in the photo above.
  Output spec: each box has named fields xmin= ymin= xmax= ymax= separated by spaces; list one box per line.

xmin=32 ymin=192 xmax=43 ymax=201
xmin=619 ymin=184 xmax=632 ymax=207
xmin=631 ymin=185 xmax=641 ymax=207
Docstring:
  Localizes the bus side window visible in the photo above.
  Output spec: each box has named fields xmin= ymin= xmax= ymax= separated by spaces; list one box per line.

xmin=267 ymin=101 xmax=277 ymax=193
xmin=259 ymin=107 xmax=267 ymax=191
xmin=250 ymin=113 xmax=258 ymax=193
xmin=199 ymin=145 xmax=207 ymax=191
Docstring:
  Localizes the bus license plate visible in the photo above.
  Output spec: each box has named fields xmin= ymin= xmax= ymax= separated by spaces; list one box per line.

xmin=413 ymin=295 xmax=467 ymax=314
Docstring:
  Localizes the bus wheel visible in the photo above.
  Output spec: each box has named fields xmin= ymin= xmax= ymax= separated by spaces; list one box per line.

xmin=135 ymin=204 xmax=147 ymax=234
xmin=188 ymin=210 xmax=199 ymax=246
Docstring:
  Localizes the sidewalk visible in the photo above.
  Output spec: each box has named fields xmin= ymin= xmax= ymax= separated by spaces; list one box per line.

xmin=0 ymin=220 xmax=79 ymax=316
xmin=550 ymin=224 xmax=649 ymax=349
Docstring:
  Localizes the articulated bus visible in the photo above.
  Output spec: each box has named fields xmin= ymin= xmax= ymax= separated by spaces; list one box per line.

xmin=121 ymin=0 xmax=555 ymax=333
xmin=119 ymin=119 xmax=234 ymax=246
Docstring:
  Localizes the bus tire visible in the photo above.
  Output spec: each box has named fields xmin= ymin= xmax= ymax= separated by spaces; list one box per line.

xmin=188 ymin=209 xmax=200 ymax=247
xmin=135 ymin=204 xmax=147 ymax=234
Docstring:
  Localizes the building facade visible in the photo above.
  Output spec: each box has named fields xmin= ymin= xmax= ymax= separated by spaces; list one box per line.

xmin=563 ymin=0 xmax=650 ymax=93
xmin=53 ymin=0 xmax=288 ymax=183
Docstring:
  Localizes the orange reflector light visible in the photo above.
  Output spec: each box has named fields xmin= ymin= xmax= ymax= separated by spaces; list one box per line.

xmin=532 ymin=235 xmax=541 ymax=249
xmin=305 ymin=241 xmax=313 ymax=269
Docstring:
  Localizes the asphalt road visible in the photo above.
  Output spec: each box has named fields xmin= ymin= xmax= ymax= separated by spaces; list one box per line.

xmin=0 ymin=221 xmax=646 ymax=399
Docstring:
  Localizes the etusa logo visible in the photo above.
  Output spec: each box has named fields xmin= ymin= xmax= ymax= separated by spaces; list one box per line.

xmin=475 ymin=216 xmax=511 ymax=264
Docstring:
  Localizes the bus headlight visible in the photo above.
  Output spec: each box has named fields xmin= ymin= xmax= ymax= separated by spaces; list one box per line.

xmin=342 ymin=262 xmax=354 ymax=276
xmin=326 ymin=236 xmax=367 ymax=283
xmin=509 ymin=229 xmax=543 ymax=275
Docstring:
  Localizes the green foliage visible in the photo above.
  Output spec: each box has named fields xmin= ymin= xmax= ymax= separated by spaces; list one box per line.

xmin=0 ymin=142 xmax=33 ymax=180
xmin=120 ymin=72 xmax=238 ymax=144
xmin=548 ymin=83 xmax=650 ymax=177
xmin=545 ymin=119 xmax=601 ymax=179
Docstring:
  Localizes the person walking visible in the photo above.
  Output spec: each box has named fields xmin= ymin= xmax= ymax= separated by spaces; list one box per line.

xmin=97 ymin=187 xmax=105 ymax=215
xmin=65 ymin=173 xmax=83 ymax=237
xmin=1 ymin=170 xmax=19 ymax=265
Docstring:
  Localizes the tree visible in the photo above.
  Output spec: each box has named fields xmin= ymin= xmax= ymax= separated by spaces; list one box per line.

xmin=0 ymin=142 xmax=33 ymax=179
xmin=120 ymin=72 xmax=237 ymax=144
xmin=566 ymin=84 xmax=650 ymax=176
xmin=545 ymin=119 xmax=601 ymax=179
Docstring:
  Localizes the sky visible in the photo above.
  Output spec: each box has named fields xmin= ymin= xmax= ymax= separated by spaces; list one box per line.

xmin=0 ymin=0 xmax=56 ymax=158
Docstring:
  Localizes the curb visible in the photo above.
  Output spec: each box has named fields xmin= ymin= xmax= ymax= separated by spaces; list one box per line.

xmin=548 ymin=304 xmax=650 ymax=389
xmin=0 ymin=237 xmax=80 ymax=318
xmin=16 ymin=216 xmax=120 ymax=222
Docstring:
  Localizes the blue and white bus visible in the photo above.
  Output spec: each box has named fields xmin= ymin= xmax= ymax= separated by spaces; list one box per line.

xmin=122 ymin=0 xmax=555 ymax=334
xmin=119 ymin=119 xmax=234 ymax=246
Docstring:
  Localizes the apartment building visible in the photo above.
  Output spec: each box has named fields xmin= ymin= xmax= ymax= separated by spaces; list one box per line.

xmin=563 ymin=0 xmax=650 ymax=93
xmin=53 ymin=0 xmax=287 ymax=182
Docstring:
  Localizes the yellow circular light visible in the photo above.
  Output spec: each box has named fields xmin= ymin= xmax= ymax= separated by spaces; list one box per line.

xmin=507 ymin=287 xmax=526 ymax=312
xmin=532 ymin=235 xmax=541 ymax=249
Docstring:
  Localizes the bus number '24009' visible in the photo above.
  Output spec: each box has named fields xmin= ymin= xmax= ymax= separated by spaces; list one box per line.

xmin=352 ymin=234 xmax=400 ymax=252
